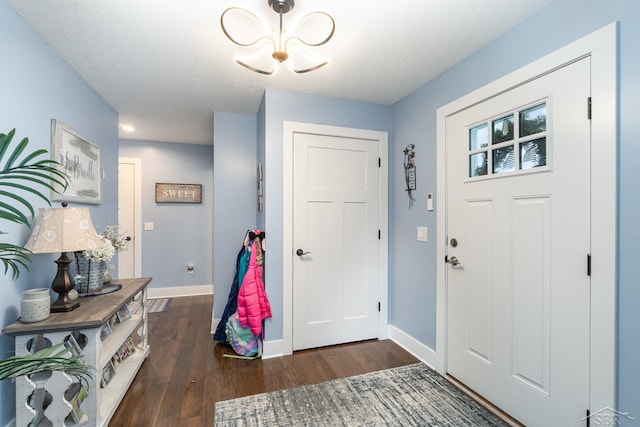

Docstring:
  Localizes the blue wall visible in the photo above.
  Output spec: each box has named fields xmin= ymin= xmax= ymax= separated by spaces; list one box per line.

xmin=119 ymin=139 xmax=213 ymax=289
xmin=2 ymin=0 xmax=640 ymax=423
xmin=391 ymin=0 xmax=639 ymax=420
xmin=212 ymin=112 xmax=257 ymax=320
xmin=0 ymin=2 xmax=119 ymax=424
xmin=261 ymin=88 xmax=393 ymax=341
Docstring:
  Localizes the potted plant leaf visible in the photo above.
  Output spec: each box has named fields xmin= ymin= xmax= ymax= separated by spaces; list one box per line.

xmin=0 ymin=128 xmax=91 ymax=393
xmin=0 ymin=342 xmax=91 ymax=385
xmin=0 ymin=128 xmax=69 ymax=279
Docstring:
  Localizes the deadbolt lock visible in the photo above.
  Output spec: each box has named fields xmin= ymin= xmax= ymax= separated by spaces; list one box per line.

xmin=450 ymin=238 xmax=458 ymax=248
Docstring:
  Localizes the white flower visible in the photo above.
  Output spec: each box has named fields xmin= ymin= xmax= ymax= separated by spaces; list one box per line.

xmin=101 ymin=225 xmax=128 ymax=253
xmin=83 ymin=236 xmax=115 ymax=262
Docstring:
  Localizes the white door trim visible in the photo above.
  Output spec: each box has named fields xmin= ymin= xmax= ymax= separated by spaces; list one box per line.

xmin=118 ymin=157 xmax=143 ymax=278
xmin=436 ymin=22 xmax=617 ymax=413
xmin=282 ymin=121 xmax=389 ymax=355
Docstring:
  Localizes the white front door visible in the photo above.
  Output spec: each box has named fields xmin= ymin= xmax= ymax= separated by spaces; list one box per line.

xmin=292 ymin=131 xmax=381 ymax=351
xmin=446 ymin=57 xmax=590 ymax=426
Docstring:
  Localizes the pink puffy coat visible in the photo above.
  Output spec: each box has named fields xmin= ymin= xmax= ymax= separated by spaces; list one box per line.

xmin=237 ymin=238 xmax=272 ymax=335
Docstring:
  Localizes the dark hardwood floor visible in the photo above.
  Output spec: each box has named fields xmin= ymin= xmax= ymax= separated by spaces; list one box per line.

xmin=110 ymin=294 xmax=419 ymax=426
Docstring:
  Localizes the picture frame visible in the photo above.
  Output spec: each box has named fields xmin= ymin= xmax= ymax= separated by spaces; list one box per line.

xmin=99 ymin=322 xmax=112 ymax=341
xmin=63 ymin=334 xmax=82 ymax=357
xmin=125 ymin=336 xmax=136 ymax=354
xmin=68 ymin=384 xmax=88 ymax=423
xmin=116 ymin=304 xmax=132 ymax=323
xmin=101 ymin=360 xmax=116 ymax=388
xmin=50 ymin=119 xmax=102 ymax=204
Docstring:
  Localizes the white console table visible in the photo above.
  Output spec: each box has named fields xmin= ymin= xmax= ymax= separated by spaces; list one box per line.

xmin=3 ymin=277 xmax=152 ymax=427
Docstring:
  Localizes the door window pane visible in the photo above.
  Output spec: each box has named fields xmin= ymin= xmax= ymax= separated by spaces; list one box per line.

xmin=520 ymin=138 xmax=547 ymax=170
xmin=470 ymin=152 xmax=487 ymax=177
xmin=492 ymin=146 xmax=514 ymax=174
xmin=470 ymin=124 xmax=488 ymax=150
xmin=520 ymin=103 xmax=546 ymax=136
xmin=493 ymin=115 xmax=514 ymax=144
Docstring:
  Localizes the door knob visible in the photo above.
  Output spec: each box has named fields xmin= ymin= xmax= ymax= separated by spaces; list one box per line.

xmin=296 ymin=249 xmax=311 ymax=256
xmin=445 ymin=255 xmax=460 ymax=266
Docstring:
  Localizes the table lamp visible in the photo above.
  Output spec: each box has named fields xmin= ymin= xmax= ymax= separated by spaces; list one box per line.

xmin=24 ymin=203 xmax=102 ymax=312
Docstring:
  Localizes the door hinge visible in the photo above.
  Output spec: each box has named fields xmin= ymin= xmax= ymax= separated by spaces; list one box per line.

xmin=378 ymin=302 xmax=381 ymax=312
xmin=587 ymin=254 xmax=591 ymax=276
xmin=378 ymin=230 xmax=381 ymax=240
xmin=378 ymin=157 xmax=381 ymax=167
xmin=585 ymin=409 xmax=590 ymax=427
xmin=587 ymin=97 xmax=592 ymax=120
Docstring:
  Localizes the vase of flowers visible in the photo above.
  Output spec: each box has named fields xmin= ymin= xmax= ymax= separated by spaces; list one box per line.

xmin=75 ymin=224 xmax=128 ymax=293
xmin=75 ymin=239 xmax=114 ymax=293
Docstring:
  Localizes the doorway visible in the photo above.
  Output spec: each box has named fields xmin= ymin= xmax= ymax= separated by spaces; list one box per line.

xmin=282 ymin=122 xmax=389 ymax=354
xmin=436 ymin=23 xmax=617 ymax=425
xmin=446 ymin=58 xmax=590 ymax=425
xmin=118 ymin=157 xmax=142 ymax=279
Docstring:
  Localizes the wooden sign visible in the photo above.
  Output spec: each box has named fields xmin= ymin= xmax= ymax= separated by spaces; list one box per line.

xmin=155 ymin=183 xmax=202 ymax=203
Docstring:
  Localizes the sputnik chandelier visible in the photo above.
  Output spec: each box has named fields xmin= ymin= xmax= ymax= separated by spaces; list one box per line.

xmin=221 ymin=0 xmax=335 ymax=75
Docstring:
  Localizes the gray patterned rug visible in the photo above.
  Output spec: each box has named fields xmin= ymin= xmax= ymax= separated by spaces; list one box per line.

xmin=214 ymin=363 xmax=508 ymax=426
xmin=129 ymin=298 xmax=171 ymax=314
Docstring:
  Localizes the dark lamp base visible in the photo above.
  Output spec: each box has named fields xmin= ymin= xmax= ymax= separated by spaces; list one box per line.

xmin=51 ymin=298 xmax=80 ymax=312
xmin=50 ymin=252 xmax=80 ymax=312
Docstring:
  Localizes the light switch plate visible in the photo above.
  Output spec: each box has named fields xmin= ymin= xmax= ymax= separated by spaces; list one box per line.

xmin=144 ymin=222 xmax=154 ymax=231
xmin=417 ymin=226 xmax=428 ymax=242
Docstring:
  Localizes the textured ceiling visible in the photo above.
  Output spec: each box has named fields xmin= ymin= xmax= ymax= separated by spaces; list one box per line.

xmin=6 ymin=0 xmax=552 ymax=145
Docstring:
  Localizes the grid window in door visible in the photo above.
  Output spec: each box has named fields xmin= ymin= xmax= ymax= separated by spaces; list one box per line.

xmin=468 ymin=101 xmax=548 ymax=179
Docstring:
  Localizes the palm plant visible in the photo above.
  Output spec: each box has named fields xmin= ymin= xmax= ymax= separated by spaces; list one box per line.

xmin=0 ymin=343 xmax=92 ymax=387
xmin=0 ymin=128 xmax=69 ymax=280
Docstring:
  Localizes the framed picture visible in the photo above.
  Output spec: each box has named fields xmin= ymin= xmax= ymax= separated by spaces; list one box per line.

xmin=100 ymin=322 xmax=112 ymax=341
xmin=101 ymin=360 xmax=116 ymax=388
xmin=68 ymin=384 xmax=88 ymax=423
xmin=116 ymin=304 xmax=132 ymax=323
xmin=63 ymin=334 xmax=82 ymax=356
xmin=50 ymin=119 xmax=102 ymax=204
xmin=125 ymin=336 xmax=136 ymax=354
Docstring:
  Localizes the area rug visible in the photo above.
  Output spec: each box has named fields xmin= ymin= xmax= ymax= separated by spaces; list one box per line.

xmin=128 ymin=298 xmax=171 ymax=314
xmin=214 ymin=363 xmax=508 ymax=426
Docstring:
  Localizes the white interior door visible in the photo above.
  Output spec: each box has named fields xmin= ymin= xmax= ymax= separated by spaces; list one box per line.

xmin=446 ymin=58 xmax=590 ymax=426
xmin=118 ymin=158 xmax=142 ymax=279
xmin=292 ymin=132 xmax=380 ymax=351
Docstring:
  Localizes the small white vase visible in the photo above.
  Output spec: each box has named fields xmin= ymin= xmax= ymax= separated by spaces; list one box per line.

xmin=21 ymin=288 xmax=51 ymax=323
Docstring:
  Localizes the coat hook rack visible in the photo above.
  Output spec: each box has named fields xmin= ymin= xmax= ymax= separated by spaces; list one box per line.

xmin=403 ymin=144 xmax=416 ymax=208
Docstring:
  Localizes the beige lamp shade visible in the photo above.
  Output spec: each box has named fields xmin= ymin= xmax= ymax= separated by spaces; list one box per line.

xmin=24 ymin=207 xmax=102 ymax=254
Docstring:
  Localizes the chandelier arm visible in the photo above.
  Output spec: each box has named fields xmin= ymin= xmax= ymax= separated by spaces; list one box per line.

xmin=285 ymin=12 xmax=335 ymax=47
xmin=221 ymin=7 xmax=273 ymax=47
xmin=293 ymin=61 xmax=329 ymax=74
xmin=237 ymin=60 xmax=275 ymax=76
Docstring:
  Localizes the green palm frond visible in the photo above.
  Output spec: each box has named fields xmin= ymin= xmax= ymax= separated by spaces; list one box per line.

xmin=0 ymin=242 xmax=32 ymax=281
xmin=0 ymin=129 xmax=69 ymax=228
xmin=0 ymin=128 xmax=70 ymax=280
xmin=0 ymin=343 xmax=93 ymax=388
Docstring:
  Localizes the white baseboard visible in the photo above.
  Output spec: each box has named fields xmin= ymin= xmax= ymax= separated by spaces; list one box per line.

xmin=388 ymin=325 xmax=437 ymax=369
xmin=147 ymin=284 xmax=213 ymax=299
xmin=262 ymin=339 xmax=286 ymax=359
xmin=211 ymin=317 xmax=221 ymax=335
xmin=210 ymin=323 xmax=433 ymax=364
xmin=208 ymin=325 xmax=283 ymax=359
